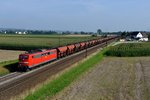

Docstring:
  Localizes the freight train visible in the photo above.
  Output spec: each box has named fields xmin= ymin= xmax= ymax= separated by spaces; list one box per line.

xmin=18 ymin=36 xmax=118 ymax=71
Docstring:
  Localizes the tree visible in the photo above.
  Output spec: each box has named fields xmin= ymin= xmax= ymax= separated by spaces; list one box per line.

xmin=97 ymin=29 xmax=102 ymax=35
xmin=121 ymin=31 xmax=127 ymax=39
xmin=148 ymin=33 xmax=150 ymax=40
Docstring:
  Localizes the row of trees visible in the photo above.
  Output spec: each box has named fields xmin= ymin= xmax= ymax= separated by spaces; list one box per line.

xmin=1 ymin=28 xmax=136 ymax=37
xmin=0 ymin=30 xmax=58 ymax=35
xmin=0 ymin=29 xmax=96 ymax=35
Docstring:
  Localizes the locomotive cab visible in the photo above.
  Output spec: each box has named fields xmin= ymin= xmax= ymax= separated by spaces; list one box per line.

xmin=18 ymin=54 xmax=31 ymax=71
xmin=19 ymin=55 xmax=29 ymax=61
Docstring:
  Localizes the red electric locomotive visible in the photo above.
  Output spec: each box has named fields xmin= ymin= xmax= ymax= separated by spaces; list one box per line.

xmin=18 ymin=49 xmax=57 ymax=71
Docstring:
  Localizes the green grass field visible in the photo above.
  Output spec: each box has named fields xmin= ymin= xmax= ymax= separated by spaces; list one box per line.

xmin=105 ymin=42 xmax=150 ymax=57
xmin=0 ymin=34 xmax=97 ymax=50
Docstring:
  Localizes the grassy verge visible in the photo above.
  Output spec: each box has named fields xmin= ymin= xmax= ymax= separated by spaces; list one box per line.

xmin=24 ymin=48 xmax=107 ymax=100
xmin=0 ymin=60 xmax=18 ymax=76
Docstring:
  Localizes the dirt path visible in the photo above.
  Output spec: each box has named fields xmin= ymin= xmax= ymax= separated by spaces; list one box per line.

xmin=52 ymin=57 xmax=150 ymax=100
xmin=135 ymin=62 xmax=143 ymax=100
xmin=0 ymin=50 xmax=24 ymax=62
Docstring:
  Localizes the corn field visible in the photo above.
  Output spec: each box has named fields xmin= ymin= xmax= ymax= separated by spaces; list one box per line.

xmin=105 ymin=43 xmax=150 ymax=57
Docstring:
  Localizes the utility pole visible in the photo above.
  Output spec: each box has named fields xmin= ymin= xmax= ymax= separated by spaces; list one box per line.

xmin=59 ymin=35 xmax=60 ymax=46
xmin=58 ymin=32 xmax=62 ymax=47
xmin=85 ymin=44 xmax=87 ymax=57
xmin=85 ymin=36 xmax=88 ymax=58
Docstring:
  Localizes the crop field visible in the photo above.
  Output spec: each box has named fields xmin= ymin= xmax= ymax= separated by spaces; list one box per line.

xmin=105 ymin=43 xmax=150 ymax=57
xmin=52 ymin=57 xmax=150 ymax=100
xmin=0 ymin=34 xmax=98 ymax=50
xmin=0 ymin=50 xmax=24 ymax=63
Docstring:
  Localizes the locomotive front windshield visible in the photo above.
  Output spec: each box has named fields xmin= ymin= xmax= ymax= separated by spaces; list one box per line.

xmin=19 ymin=55 xmax=29 ymax=60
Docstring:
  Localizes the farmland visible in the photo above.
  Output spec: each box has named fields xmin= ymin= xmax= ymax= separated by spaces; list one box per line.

xmin=105 ymin=43 xmax=150 ymax=57
xmin=0 ymin=34 xmax=98 ymax=50
xmin=0 ymin=50 xmax=24 ymax=63
xmin=52 ymin=57 xmax=150 ymax=100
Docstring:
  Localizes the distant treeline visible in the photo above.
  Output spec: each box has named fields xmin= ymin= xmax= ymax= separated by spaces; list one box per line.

xmin=0 ymin=29 xmax=98 ymax=35
xmin=2 ymin=29 xmax=149 ymax=37
xmin=0 ymin=30 xmax=58 ymax=35
xmin=0 ymin=29 xmax=125 ymax=35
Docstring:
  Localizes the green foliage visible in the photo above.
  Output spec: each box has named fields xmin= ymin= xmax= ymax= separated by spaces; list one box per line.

xmin=0 ymin=35 xmax=97 ymax=50
xmin=148 ymin=34 xmax=150 ymax=39
xmin=97 ymin=29 xmax=102 ymax=35
xmin=24 ymin=49 xmax=106 ymax=100
xmin=91 ymin=34 xmax=97 ymax=37
xmin=105 ymin=43 xmax=150 ymax=57
xmin=0 ymin=60 xmax=18 ymax=76
xmin=0 ymin=60 xmax=18 ymax=65
xmin=120 ymin=31 xmax=127 ymax=39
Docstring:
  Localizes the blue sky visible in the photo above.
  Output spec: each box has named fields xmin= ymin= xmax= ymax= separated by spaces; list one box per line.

xmin=0 ymin=0 xmax=150 ymax=32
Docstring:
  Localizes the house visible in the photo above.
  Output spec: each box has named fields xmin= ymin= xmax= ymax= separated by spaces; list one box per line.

xmin=16 ymin=31 xmax=27 ymax=35
xmin=126 ymin=32 xmax=148 ymax=41
xmin=120 ymin=39 xmax=125 ymax=42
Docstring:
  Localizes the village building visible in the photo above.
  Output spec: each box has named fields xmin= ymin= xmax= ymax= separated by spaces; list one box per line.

xmin=16 ymin=31 xmax=27 ymax=35
xmin=126 ymin=32 xmax=148 ymax=41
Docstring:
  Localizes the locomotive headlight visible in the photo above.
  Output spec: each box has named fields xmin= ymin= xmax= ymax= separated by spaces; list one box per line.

xmin=23 ymin=62 xmax=29 ymax=64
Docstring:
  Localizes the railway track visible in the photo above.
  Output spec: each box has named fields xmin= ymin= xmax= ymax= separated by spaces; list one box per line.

xmin=0 ymin=72 xmax=23 ymax=83
xmin=0 ymin=37 xmax=118 ymax=100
